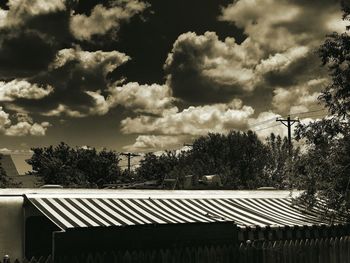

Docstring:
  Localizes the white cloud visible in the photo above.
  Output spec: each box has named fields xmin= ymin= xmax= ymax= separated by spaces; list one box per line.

xmin=256 ymin=46 xmax=310 ymax=76
xmin=43 ymin=104 xmax=86 ymax=118
xmin=0 ymin=106 xmax=50 ymax=136
xmin=70 ymin=1 xmax=149 ymax=41
xmin=272 ymin=78 xmax=328 ymax=114
xmin=1 ymin=0 xmax=66 ymax=28
xmin=0 ymin=148 xmax=11 ymax=154
xmin=85 ymin=91 xmax=110 ymax=116
xmin=123 ymin=135 xmax=190 ymax=152
xmin=121 ymin=99 xmax=254 ymax=136
xmin=165 ymin=1 xmax=344 ymax=105
xmin=107 ymin=82 xmax=176 ymax=115
xmin=0 ymin=79 xmax=53 ymax=101
xmin=50 ymin=47 xmax=130 ymax=76
xmin=5 ymin=121 xmax=50 ymax=136
xmin=247 ymin=111 xmax=286 ymax=140
xmin=0 ymin=107 xmax=11 ymax=130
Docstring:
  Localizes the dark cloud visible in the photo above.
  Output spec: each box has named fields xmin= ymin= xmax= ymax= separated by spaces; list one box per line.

xmin=0 ymin=9 xmax=71 ymax=79
xmin=109 ymin=0 xmax=245 ymax=85
xmin=11 ymin=48 xmax=129 ymax=115
xmin=264 ymin=52 xmax=327 ymax=88
xmin=164 ymin=32 xmax=252 ymax=104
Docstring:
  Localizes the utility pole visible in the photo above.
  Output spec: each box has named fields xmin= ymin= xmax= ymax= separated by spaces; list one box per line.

xmin=120 ymin=152 xmax=140 ymax=175
xmin=276 ymin=115 xmax=299 ymax=155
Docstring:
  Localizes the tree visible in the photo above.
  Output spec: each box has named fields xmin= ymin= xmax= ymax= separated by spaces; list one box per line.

xmin=136 ymin=151 xmax=180 ymax=183
xmin=0 ymin=154 xmax=9 ymax=188
xmin=263 ymin=133 xmax=299 ymax=189
xmin=27 ymin=142 xmax=122 ymax=187
xmin=294 ymin=1 xmax=350 ymax=219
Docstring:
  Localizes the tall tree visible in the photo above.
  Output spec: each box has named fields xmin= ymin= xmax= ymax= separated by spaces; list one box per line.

xmin=27 ymin=143 xmax=121 ymax=188
xmin=0 ymin=154 xmax=9 ymax=188
xmin=294 ymin=1 xmax=350 ymax=219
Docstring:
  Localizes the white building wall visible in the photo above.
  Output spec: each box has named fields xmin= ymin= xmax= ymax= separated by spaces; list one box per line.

xmin=0 ymin=196 xmax=24 ymax=261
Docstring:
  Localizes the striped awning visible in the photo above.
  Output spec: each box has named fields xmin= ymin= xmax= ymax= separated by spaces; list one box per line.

xmin=25 ymin=192 xmax=335 ymax=230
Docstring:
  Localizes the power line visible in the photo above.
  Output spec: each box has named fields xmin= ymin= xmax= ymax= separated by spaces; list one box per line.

xmin=253 ymin=123 xmax=281 ymax=132
xmin=276 ymin=115 xmax=300 ymax=155
xmin=299 ymin=113 xmax=328 ymax=120
xmin=288 ymin=108 xmax=326 ymax=117
xmin=248 ymin=109 xmax=326 ymax=129
xmin=248 ymin=117 xmax=278 ymax=128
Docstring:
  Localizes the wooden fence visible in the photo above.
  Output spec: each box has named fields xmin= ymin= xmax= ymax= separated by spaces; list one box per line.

xmin=238 ymin=236 xmax=350 ymax=263
xmin=12 ymin=236 xmax=350 ymax=263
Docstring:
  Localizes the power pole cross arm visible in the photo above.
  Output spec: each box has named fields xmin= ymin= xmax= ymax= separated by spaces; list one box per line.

xmin=276 ymin=115 xmax=300 ymax=155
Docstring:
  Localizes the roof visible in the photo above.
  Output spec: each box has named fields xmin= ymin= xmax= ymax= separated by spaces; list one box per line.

xmin=12 ymin=189 xmax=338 ymax=231
xmin=0 ymin=154 xmax=19 ymax=177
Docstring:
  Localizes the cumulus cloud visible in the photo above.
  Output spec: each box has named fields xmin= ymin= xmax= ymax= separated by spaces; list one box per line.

xmin=5 ymin=121 xmax=50 ymax=136
xmin=43 ymin=104 xmax=87 ymax=118
xmin=50 ymin=47 xmax=130 ymax=76
xmin=70 ymin=0 xmax=149 ymax=41
xmin=164 ymin=31 xmax=256 ymax=103
xmin=13 ymin=47 xmax=131 ymax=116
xmin=220 ymin=0 xmax=344 ymax=52
xmin=272 ymin=78 xmax=328 ymax=114
xmin=121 ymin=99 xmax=254 ymax=136
xmin=107 ymin=82 xmax=176 ymax=115
xmin=1 ymin=0 xmax=66 ymax=27
xmin=0 ymin=106 xmax=50 ymax=136
xmin=123 ymin=135 xmax=190 ymax=152
xmin=0 ymin=79 xmax=53 ymax=101
xmin=40 ymin=81 xmax=176 ymax=117
xmin=247 ymin=111 xmax=286 ymax=140
xmin=0 ymin=0 xmax=72 ymax=79
xmin=164 ymin=1 xmax=344 ymax=106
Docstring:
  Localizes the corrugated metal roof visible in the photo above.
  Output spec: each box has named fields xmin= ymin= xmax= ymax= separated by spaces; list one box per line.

xmin=25 ymin=192 xmax=335 ymax=230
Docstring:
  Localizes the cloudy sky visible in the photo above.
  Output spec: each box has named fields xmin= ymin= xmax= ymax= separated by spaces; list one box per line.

xmin=0 ymin=0 xmax=348 ymax=155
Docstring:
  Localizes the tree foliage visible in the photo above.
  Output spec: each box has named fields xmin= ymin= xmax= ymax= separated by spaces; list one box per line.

xmin=27 ymin=142 xmax=122 ymax=187
xmin=293 ymin=2 xmax=350 ymax=219
xmin=136 ymin=131 xmax=293 ymax=190
xmin=0 ymin=154 xmax=10 ymax=188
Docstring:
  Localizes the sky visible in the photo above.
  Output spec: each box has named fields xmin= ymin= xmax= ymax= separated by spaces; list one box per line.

xmin=0 ymin=0 xmax=348 ymax=158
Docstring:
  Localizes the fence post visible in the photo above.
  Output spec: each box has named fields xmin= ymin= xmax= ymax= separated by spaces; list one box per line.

xmin=3 ymin=255 xmax=10 ymax=263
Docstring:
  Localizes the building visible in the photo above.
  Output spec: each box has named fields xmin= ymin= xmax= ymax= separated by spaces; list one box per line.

xmin=0 ymin=154 xmax=39 ymax=187
xmin=0 ymin=189 xmax=347 ymax=262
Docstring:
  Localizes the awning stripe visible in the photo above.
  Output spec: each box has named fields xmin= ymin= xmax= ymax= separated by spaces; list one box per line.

xmin=26 ymin=196 xmax=336 ymax=230
xmin=125 ymin=199 xmax=167 ymax=224
xmin=146 ymin=199 xmax=183 ymax=224
xmin=233 ymin=199 xmax=302 ymax=226
xmin=102 ymin=199 xmax=141 ymax=225
xmin=111 ymin=199 xmax=151 ymax=224
xmin=172 ymin=199 xmax=212 ymax=223
xmin=45 ymin=198 xmax=81 ymax=228
xmin=187 ymin=199 xmax=237 ymax=223
xmin=181 ymin=199 xmax=233 ymax=223
xmin=187 ymin=199 xmax=232 ymax=222
xmin=69 ymin=199 xmax=109 ymax=226
xmin=263 ymin=199 xmax=321 ymax=225
xmin=214 ymin=199 xmax=277 ymax=226
xmin=79 ymin=199 xmax=115 ymax=226
xmin=92 ymin=199 xmax=131 ymax=226
xmin=253 ymin=199 xmax=313 ymax=225
xmin=235 ymin=199 xmax=301 ymax=226
xmin=56 ymin=198 xmax=97 ymax=227
xmin=31 ymin=198 xmax=71 ymax=229
xmin=151 ymin=199 xmax=194 ymax=223
xmin=248 ymin=198 xmax=308 ymax=225
xmin=201 ymin=199 xmax=268 ymax=226
xmin=88 ymin=199 xmax=123 ymax=226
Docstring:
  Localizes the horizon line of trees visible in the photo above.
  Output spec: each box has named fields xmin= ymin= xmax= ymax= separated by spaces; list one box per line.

xmin=0 ymin=130 xmax=294 ymax=190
